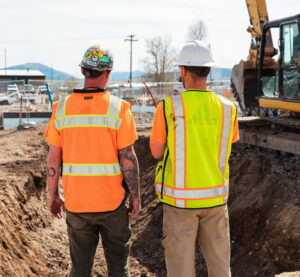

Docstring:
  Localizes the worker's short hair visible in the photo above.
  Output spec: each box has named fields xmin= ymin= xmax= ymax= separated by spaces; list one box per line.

xmin=82 ymin=68 xmax=105 ymax=78
xmin=184 ymin=66 xmax=210 ymax=78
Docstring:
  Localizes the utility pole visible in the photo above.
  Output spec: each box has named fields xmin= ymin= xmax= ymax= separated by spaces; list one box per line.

xmin=125 ymin=35 xmax=138 ymax=88
xmin=4 ymin=49 xmax=7 ymax=75
xmin=51 ymin=64 xmax=53 ymax=84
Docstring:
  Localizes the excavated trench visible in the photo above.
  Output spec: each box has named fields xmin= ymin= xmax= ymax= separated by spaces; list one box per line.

xmin=0 ymin=125 xmax=299 ymax=276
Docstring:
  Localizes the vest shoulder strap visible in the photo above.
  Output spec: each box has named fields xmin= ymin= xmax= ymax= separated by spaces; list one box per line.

xmin=107 ymin=95 xmax=122 ymax=117
xmin=56 ymin=96 xmax=70 ymax=118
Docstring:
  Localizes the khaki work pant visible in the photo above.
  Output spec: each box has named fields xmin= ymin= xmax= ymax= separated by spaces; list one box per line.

xmin=162 ymin=204 xmax=231 ymax=277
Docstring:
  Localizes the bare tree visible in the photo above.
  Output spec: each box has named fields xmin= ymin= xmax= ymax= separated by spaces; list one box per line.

xmin=142 ymin=35 xmax=176 ymax=82
xmin=186 ymin=20 xmax=208 ymax=41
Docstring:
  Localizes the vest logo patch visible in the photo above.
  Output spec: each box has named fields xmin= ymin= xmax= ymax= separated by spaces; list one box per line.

xmin=84 ymin=96 xmax=93 ymax=100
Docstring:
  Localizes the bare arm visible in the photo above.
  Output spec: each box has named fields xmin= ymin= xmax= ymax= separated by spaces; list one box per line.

xmin=118 ymin=145 xmax=141 ymax=219
xmin=150 ymin=138 xmax=166 ymax=159
xmin=46 ymin=144 xmax=65 ymax=218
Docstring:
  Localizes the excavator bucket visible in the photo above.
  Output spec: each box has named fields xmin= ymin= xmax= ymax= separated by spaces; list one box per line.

xmin=231 ymin=60 xmax=259 ymax=114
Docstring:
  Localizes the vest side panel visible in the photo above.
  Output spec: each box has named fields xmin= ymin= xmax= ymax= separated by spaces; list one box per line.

xmin=155 ymin=97 xmax=176 ymax=206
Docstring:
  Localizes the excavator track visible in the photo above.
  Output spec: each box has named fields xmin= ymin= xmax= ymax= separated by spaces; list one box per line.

xmin=238 ymin=116 xmax=300 ymax=156
xmin=261 ymin=115 xmax=300 ymax=129
xmin=231 ymin=80 xmax=300 ymax=155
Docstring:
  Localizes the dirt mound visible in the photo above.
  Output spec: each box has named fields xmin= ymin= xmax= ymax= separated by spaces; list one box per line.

xmin=131 ymin=140 xmax=300 ymax=277
xmin=0 ymin=126 xmax=55 ymax=276
xmin=229 ymin=145 xmax=300 ymax=276
xmin=0 ymin=127 xmax=299 ymax=276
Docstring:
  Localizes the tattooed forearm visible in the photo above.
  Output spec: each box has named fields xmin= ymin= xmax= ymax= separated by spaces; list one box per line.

xmin=47 ymin=167 xmax=56 ymax=179
xmin=46 ymin=145 xmax=62 ymax=198
xmin=118 ymin=145 xmax=140 ymax=200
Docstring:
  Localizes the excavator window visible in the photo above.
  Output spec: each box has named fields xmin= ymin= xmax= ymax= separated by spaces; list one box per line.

xmin=261 ymin=26 xmax=280 ymax=99
xmin=281 ymin=23 xmax=300 ymax=99
xmin=283 ymin=23 xmax=300 ymax=65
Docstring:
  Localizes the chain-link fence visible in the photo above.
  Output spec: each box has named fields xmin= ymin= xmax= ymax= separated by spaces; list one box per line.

xmin=1 ymin=79 xmax=231 ymax=99
xmin=0 ymin=79 xmax=233 ymax=128
xmin=0 ymin=80 xmax=26 ymax=93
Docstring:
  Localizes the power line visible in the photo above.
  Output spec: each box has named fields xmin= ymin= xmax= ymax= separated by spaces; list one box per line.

xmin=125 ymin=35 xmax=138 ymax=88
xmin=0 ymin=36 xmax=122 ymax=44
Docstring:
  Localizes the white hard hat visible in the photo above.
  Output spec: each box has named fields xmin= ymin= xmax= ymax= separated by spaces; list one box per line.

xmin=175 ymin=40 xmax=215 ymax=67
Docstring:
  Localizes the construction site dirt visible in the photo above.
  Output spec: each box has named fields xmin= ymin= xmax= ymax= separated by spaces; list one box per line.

xmin=0 ymin=124 xmax=299 ymax=277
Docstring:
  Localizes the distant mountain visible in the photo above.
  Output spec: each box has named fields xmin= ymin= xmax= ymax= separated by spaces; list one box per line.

xmin=3 ymin=63 xmax=232 ymax=82
xmin=3 ymin=63 xmax=146 ymax=81
xmin=4 ymin=63 xmax=76 ymax=80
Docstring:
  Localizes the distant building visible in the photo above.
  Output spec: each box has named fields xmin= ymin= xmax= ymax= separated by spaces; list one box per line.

xmin=0 ymin=69 xmax=46 ymax=92
xmin=0 ymin=69 xmax=45 ymax=83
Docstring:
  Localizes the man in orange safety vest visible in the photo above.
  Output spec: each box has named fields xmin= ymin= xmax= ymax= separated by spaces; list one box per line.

xmin=45 ymin=44 xmax=140 ymax=277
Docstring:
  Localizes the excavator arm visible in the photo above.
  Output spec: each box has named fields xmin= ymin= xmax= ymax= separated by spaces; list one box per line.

xmin=231 ymin=0 xmax=277 ymax=114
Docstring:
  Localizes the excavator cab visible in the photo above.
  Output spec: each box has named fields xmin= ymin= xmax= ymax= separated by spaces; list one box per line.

xmin=259 ymin=14 xmax=300 ymax=112
xmin=231 ymin=0 xmax=300 ymax=115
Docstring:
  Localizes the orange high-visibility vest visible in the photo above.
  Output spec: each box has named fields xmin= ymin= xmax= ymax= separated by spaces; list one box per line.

xmin=53 ymin=91 xmax=128 ymax=213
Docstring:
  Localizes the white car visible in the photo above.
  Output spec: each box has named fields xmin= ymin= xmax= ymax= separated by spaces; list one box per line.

xmin=23 ymin=84 xmax=35 ymax=94
xmin=7 ymin=84 xmax=19 ymax=93
xmin=37 ymin=85 xmax=48 ymax=95
xmin=0 ymin=92 xmax=22 ymax=105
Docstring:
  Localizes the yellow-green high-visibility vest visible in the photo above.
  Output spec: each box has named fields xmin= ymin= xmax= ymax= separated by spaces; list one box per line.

xmin=155 ymin=89 xmax=237 ymax=208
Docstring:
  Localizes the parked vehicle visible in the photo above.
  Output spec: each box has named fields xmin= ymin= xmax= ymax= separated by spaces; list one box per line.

xmin=0 ymin=92 xmax=22 ymax=105
xmin=23 ymin=84 xmax=35 ymax=94
xmin=37 ymin=85 xmax=48 ymax=95
xmin=7 ymin=84 xmax=19 ymax=93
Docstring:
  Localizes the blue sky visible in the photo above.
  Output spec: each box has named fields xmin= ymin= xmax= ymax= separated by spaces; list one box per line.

xmin=0 ymin=0 xmax=299 ymax=78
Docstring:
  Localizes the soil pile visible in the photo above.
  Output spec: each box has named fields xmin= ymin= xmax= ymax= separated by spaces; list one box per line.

xmin=0 ymin=126 xmax=65 ymax=276
xmin=0 ymin=126 xmax=299 ymax=276
xmin=229 ymin=145 xmax=300 ymax=276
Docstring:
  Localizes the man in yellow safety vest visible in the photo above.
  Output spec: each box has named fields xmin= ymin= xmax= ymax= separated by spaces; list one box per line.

xmin=150 ymin=40 xmax=239 ymax=277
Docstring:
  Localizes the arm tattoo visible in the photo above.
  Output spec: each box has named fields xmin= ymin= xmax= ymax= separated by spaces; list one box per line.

xmin=47 ymin=167 xmax=56 ymax=179
xmin=118 ymin=145 xmax=140 ymax=200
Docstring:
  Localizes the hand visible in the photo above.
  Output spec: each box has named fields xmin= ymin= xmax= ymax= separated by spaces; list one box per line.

xmin=128 ymin=197 xmax=141 ymax=219
xmin=49 ymin=194 xmax=65 ymax=219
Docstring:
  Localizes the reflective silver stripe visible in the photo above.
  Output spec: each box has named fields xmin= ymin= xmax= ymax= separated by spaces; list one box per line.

xmin=63 ymin=163 xmax=121 ymax=176
xmin=56 ymin=96 xmax=69 ymax=118
xmin=218 ymin=96 xmax=233 ymax=176
xmin=172 ymin=95 xmax=185 ymax=188
xmin=55 ymin=96 xmax=69 ymax=129
xmin=176 ymin=199 xmax=185 ymax=208
xmin=156 ymin=183 xmax=229 ymax=199
xmin=107 ymin=95 xmax=122 ymax=117
xmin=55 ymin=115 xmax=122 ymax=130
xmin=54 ymin=94 xmax=122 ymax=130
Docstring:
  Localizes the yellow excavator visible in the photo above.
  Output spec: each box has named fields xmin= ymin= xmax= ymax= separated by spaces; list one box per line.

xmin=231 ymin=0 xmax=300 ymax=155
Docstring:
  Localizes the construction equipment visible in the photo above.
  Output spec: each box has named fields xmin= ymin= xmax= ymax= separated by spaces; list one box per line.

xmin=231 ymin=0 xmax=300 ymax=155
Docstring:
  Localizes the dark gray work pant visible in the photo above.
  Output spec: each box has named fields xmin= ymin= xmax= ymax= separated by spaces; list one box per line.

xmin=66 ymin=203 xmax=131 ymax=277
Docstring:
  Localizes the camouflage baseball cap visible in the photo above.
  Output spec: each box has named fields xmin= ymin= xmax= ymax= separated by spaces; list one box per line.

xmin=79 ymin=45 xmax=113 ymax=71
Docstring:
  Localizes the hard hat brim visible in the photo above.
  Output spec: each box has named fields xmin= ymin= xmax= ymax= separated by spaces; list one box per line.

xmin=79 ymin=62 xmax=112 ymax=72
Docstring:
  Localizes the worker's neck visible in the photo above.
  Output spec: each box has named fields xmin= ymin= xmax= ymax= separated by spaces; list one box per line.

xmin=184 ymin=77 xmax=207 ymax=91
xmin=84 ymin=78 xmax=106 ymax=90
